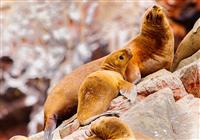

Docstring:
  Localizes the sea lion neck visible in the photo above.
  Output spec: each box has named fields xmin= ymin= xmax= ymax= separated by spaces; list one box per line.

xmin=100 ymin=63 xmax=126 ymax=77
xmin=141 ymin=24 xmax=170 ymax=39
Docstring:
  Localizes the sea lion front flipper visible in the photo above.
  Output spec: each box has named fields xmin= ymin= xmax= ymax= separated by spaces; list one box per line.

xmin=119 ymin=80 xmax=137 ymax=103
xmin=125 ymin=62 xmax=141 ymax=83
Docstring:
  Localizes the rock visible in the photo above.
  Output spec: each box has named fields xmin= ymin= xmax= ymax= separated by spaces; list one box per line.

xmin=136 ymin=69 xmax=187 ymax=100
xmin=28 ymin=131 xmax=44 ymax=140
xmin=121 ymin=88 xmax=177 ymax=140
xmin=134 ymin=131 xmax=154 ymax=140
xmin=173 ymin=94 xmax=200 ymax=139
xmin=174 ymin=60 xmax=200 ymax=97
xmin=176 ymin=50 xmax=200 ymax=69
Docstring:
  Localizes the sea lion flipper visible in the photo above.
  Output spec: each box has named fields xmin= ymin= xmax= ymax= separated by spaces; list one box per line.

xmin=125 ymin=62 xmax=141 ymax=83
xmin=119 ymin=80 xmax=137 ymax=103
xmin=44 ymin=117 xmax=57 ymax=140
xmin=172 ymin=18 xmax=200 ymax=71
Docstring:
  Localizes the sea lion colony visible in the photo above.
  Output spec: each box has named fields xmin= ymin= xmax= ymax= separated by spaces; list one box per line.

xmin=44 ymin=5 xmax=177 ymax=139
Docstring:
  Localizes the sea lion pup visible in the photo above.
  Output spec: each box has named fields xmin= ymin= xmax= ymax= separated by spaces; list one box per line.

xmin=125 ymin=5 xmax=174 ymax=82
xmin=77 ymin=48 xmax=135 ymax=125
xmin=86 ymin=117 xmax=153 ymax=140
xmin=86 ymin=117 xmax=135 ymax=140
xmin=43 ymin=5 xmax=174 ymax=139
xmin=172 ymin=18 xmax=200 ymax=71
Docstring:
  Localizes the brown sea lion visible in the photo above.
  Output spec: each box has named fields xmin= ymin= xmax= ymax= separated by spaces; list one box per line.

xmin=172 ymin=18 xmax=200 ymax=71
xmin=87 ymin=117 xmax=135 ymax=140
xmin=44 ymin=5 xmax=174 ymax=139
xmin=59 ymin=48 xmax=134 ymax=136
xmin=86 ymin=117 xmax=153 ymax=140
xmin=125 ymin=5 xmax=174 ymax=82
xmin=44 ymin=59 xmax=103 ymax=140
xmin=77 ymin=48 xmax=134 ymax=125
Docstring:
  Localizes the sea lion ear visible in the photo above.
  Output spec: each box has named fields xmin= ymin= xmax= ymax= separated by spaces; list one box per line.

xmin=119 ymin=80 xmax=137 ymax=103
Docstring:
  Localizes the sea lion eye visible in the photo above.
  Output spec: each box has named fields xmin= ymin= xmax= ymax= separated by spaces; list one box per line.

xmin=119 ymin=55 xmax=124 ymax=60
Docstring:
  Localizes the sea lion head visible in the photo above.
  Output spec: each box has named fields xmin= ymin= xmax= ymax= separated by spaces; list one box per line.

xmin=142 ymin=5 xmax=170 ymax=30
xmin=101 ymin=48 xmax=133 ymax=76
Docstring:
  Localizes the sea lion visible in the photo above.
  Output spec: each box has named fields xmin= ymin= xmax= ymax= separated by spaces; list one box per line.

xmin=45 ymin=48 xmax=135 ymax=139
xmin=172 ymin=18 xmax=200 ymax=71
xmin=77 ymin=48 xmax=135 ymax=125
xmin=59 ymin=48 xmax=134 ymax=131
xmin=86 ymin=116 xmax=153 ymax=140
xmin=87 ymin=117 xmax=135 ymax=140
xmin=43 ymin=5 xmax=174 ymax=139
xmin=43 ymin=58 xmax=103 ymax=140
xmin=125 ymin=5 xmax=174 ymax=82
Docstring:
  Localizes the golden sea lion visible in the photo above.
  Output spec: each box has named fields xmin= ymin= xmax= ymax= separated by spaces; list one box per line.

xmin=86 ymin=117 xmax=153 ymax=140
xmin=44 ymin=59 xmax=103 ymax=140
xmin=43 ymin=5 xmax=174 ymax=139
xmin=172 ymin=18 xmax=200 ymax=71
xmin=125 ymin=5 xmax=174 ymax=82
xmin=77 ymin=48 xmax=134 ymax=125
xmin=87 ymin=117 xmax=135 ymax=140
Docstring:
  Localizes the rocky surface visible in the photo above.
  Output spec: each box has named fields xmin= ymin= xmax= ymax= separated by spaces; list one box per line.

xmin=173 ymin=94 xmax=200 ymax=139
xmin=121 ymin=88 xmax=176 ymax=140
xmin=175 ymin=60 xmax=200 ymax=98
xmin=136 ymin=69 xmax=187 ymax=100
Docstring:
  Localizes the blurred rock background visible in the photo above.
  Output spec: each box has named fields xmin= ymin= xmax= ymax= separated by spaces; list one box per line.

xmin=0 ymin=0 xmax=199 ymax=140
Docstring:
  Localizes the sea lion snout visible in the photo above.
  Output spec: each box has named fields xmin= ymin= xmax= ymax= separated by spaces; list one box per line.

xmin=152 ymin=5 xmax=162 ymax=11
xmin=152 ymin=5 xmax=160 ymax=10
xmin=146 ymin=5 xmax=164 ymax=24
xmin=153 ymin=5 xmax=157 ymax=9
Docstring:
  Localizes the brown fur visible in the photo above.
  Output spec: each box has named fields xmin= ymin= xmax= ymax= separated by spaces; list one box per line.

xmin=172 ymin=18 xmax=200 ymax=71
xmin=77 ymin=48 xmax=133 ymax=125
xmin=125 ymin=5 xmax=174 ymax=81
xmin=43 ymin=5 xmax=174 ymax=139
xmin=86 ymin=117 xmax=153 ymax=140
xmin=87 ymin=117 xmax=135 ymax=140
